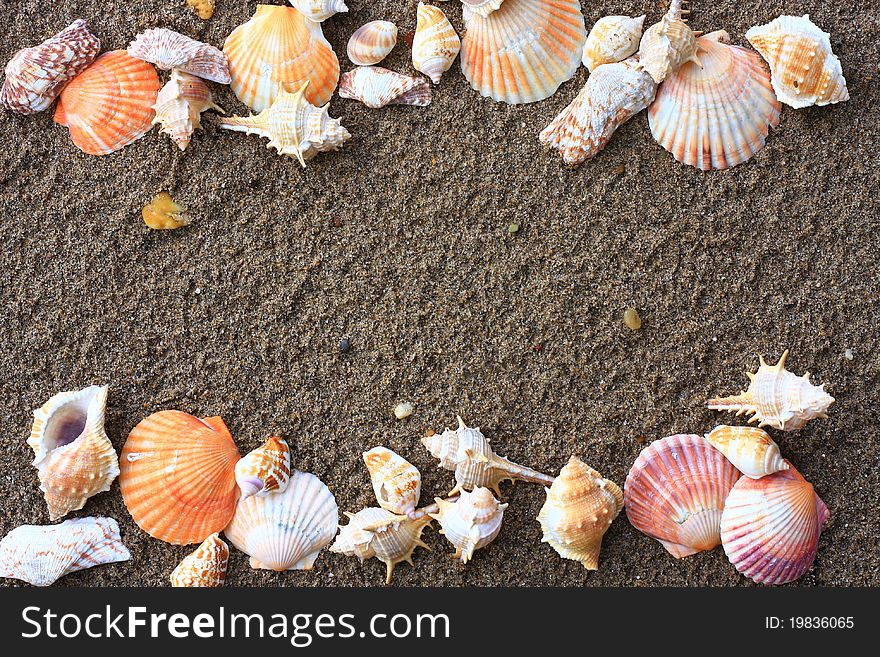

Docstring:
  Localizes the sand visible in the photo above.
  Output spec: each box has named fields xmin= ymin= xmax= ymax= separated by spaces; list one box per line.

xmin=0 ymin=0 xmax=878 ymax=587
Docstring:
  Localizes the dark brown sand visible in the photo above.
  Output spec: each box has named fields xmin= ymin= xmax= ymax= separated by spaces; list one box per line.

xmin=0 ymin=0 xmax=878 ymax=587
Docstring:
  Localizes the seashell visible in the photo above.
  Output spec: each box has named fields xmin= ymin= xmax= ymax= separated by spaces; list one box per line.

xmin=412 ymin=3 xmax=461 ymax=85
xmin=119 ymin=410 xmax=241 ymax=545
xmin=707 ymin=350 xmax=834 ymax=431
xmin=637 ymin=0 xmax=700 ymax=84
xmin=461 ymin=0 xmax=505 ymax=18
xmin=338 ymin=67 xmax=432 ymax=109
xmin=430 ymin=487 xmax=507 ymax=563
xmin=170 ymin=533 xmax=229 ymax=587
xmin=745 ymin=15 xmax=848 ymax=109
xmin=460 ymin=0 xmax=586 ymax=104
xmin=142 ymin=191 xmax=191 ymax=230
xmin=28 ymin=385 xmax=119 ymax=520
xmin=704 ymin=425 xmax=789 ymax=479
xmin=422 ymin=417 xmax=554 ymax=495
xmin=152 ymin=69 xmax=223 ymax=151
xmin=537 ymin=456 xmax=623 ymax=569
xmin=219 ymin=82 xmax=350 ymax=166
xmin=223 ymin=4 xmax=339 ymax=112
xmin=235 ymin=435 xmax=291 ymax=500
xmin=648 ymin=30 xmax=781 ymax=171
xmin=128 ymin=28 xmax=230 ymax=84
xmin=347 ymin=21 xmax=398 ymax=66
xmin=330 ymin=507 xmax=432 ymax=583
xmin=0 ymin=517 xmax=129 ymax=587
xmin=624 ymin=434 xmax=741 ymax=558
xmin=187 ymin=0 xmax=216 ymax=20
xmin=288 ymin=0 xmax=349 ymax=23
xmin=1 ymin=19 xmax=100 ymax=115
xmin=53 ymin=51 xmax=160 ymax=156
xmin=582 ymin=15 xmax=645 ymax=72
xmin=363 ymin=446 xmax=421 ymax=515
xmin=224 ymin=469 xmax=338 ymax=571
xmin=539 ymin=56 xmax=656 ymax=165
xmin=721 ymin=463 xmax=830 ymax=585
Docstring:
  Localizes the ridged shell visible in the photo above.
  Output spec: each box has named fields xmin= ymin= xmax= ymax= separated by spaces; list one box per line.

xmin=187 ymin=0 xmax=215 ymax=20
xmin=288 ymin=0 xmax=349 ymax=23
xmin=347 ymin=21 xmax=398 ymax=66
xmin=170 ymin=533 xmax=229 ymax=587
xmin=461 ymin=0 xmax=505 ymax=18
xmin=363 ymin=446 xmax=421 ymax=515
xmin=582 ymin=15 xmax=645 ymax=72
xmin=338 ymin=67 xmax=432 ymax=109
xmin=119 ymin=410 xmax=241 ymax=545
xmin=707 ymin=350 xmax=835 ymax=431
xmin=721 ymin=463 xmax=830 ymax=585
xmin=705 ymin=426 xmax=789 ymax=479
xmin=624 ymin=434 xmax=741 ymax=558
xmin=648 ymin=31 xmax=781 ymax=171
xmin=637 ymin=0 xmax=699 ymax=84
xmin=745 ymin=14 xmax=848 ymax=109
xmin=128 ymin=28 xmax=230 ymax=84
xmin=1 ymin=19 xmax=100 ymax=115
xmin=460 ymin=0 xmax=587 ymax=104
xmin=413 ymin=3 xmax=461 ymax=84
xmin=225 ymin=470 xmax=338 ymax=571
xmin=0 ymin=517 xmax=130 ymax=587
xmin=152 ymin=69 xmax=223 ymax=151
xmin=223 ymin=4 xmax=339 ymax=112
xmin=54 ymin=51 xmax=160 ymax=156
xmin=537 ymin=456 xmax=623 ymax=569
xmin=235 ymin=436 xmax=292 ymax=499
xmin=431 ymin=488 xmax=507 ymax=563
xmin=540 ymin=56 xmax=656 ymax=165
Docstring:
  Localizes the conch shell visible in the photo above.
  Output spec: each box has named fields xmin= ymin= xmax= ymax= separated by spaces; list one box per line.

xmin=338 ymin=67 xmax=432 ymax=109
xmin=582 ymin=15 xmax=645 ymax=72
xmin=347 ymin=21 xmax=398 ymax=66
xmin=234 ymin=435 xmax=291 ymax=499
xmin=430 ymin=487 xmax=507 ymax=563
xmin=637 ymin=0 xmax=700 ymax=84
xmin=152 ymin=69 xmax=223 ymax=151
xmin=170 ymin=533 xmax=229 ymax=587
xmin=288 ymin=0 xmax=349 ymax=22
xmin=412 ymin=3 xmax=461 ymax=84
xmin=704 ymin=425 xmax=789 ymax=479
xmin=363 ymin=446 xmax=421 ymax=516
xmin=127 ymin=28 xmax=230 ymax=84
xmin=461 ymin=0 xmax=505 ymax=18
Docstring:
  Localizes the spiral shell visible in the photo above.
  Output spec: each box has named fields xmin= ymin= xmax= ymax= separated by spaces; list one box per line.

xmin=363 ymin=446 xmax=421 ymax=515
xmin=431 ymin=488 xmax=507 ymax=563
xmin=705 ymin=426 xmax=789 ymax=479
xmin=235 ymin=436 xmax=291 ymax=500
xmin=412 ymin=3 xmax=461 ymax=84
xmin=170 ymin=533 xmax=229 ymax=587
xmin=288 ymin=0 xmax=349 ymax=23
xmin=461 ymin=0 xmax=505 ymax=18
xmin=582 ymin=15 xmax=645 ymax=72
xmin=152 ymin=69 xmax=223 ymax=151
xmin=637 ymin=0 xmax=699 ymax=84
xmin=338 ymin=67 xmax=432 ymax=109
xmin=347 ymin=21 xmax=398 ymax=66
xmin=128 ymin=28 xmax=230 ymax=84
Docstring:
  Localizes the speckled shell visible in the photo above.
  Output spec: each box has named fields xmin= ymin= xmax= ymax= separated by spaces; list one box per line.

xmin=288 ymin=0 xmax=349 ymax=23
xmin=746 ymin=15 xmax=848 ymax=109
xmin=707 ymin=350 xmax=834 ymax=431
xmin=1 ymin=19 xmax=100 ymax=115
xmin=0 ymin=517 xmax=130 ymax=587
xmin=625 ymin=434 xmax=741 ymax=558
xmin=170 ymin=533 xmax=229 ymax=587
xmin=413 ymin=3 xmax=461 ymax=84
xmin=338 ymin=67 xmax=432 ymax=109
xmin=721 ymin=463 xmax=829 ymax=585
xmin=128 ymin=28 xmax=230 ymax=84
xmin=461 ymin=0 xmax=505 ymax=18
xmin=637 ymin=0 xmax=699 ymax=84
xmin=582 ymin=15 xmax=645 ymax=71
xmin=347 ymin=21 xmax=398 ymax=66
xmin=152 ymin=69 xmax=224 ymax=151
xmin=187 ymin=0 xmax=215 ymax=20
xmin=431 ymin=488 xmax=507 ymax=563
xmin=235 ymin=436 xmax=291 ymax=499
xmin=363 ymin=446 xmax=421 ymax=515
xmin=705 ymin=426 xmax=789 ymax=479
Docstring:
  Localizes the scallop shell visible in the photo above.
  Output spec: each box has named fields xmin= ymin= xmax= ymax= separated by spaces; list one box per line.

xmin=707 ymin=350 xmax=834 ymax=431
xmin=152 ymin=69 xmax=223 ymax=151
xmin=582 ymin=15 xmax=645 ymax=72
xmin=413 ymin=3 xmax=461 ymax=85
xmin=338 ymin=67 xmax=432 ymax=109
xmin=461 ymin=0 xmax=505 ymax=18
xmin=53 ymin=51 xmax=160 ymax=156
xmin=745 ymin=15 xmax=848 ymax=109
xmin=624 ymin=434 xmax=741 ymax=558
xmin=170 ymin=533 xmax=229 ymax=587
xmin=223 ymin=4 xmax=339 ymax=112
xmin=637 ymin=0 xmax=699 ymax=84
xmin=0 ymin=517 xmax=130 ymax=587
xmin=288 ymin=0 xmax=349 ymax=23
xmin=721 ymin=463 xmax=829 ymax=585
xmin=460 ymin=0 xmax=587 ymax=104
xmin=347 ymin=21 xmax=398 ymax=66
xmin=363 ymin=446 xmax=421 ymax=515
xmin=540 ymin=56 xmax=656 ymax=165
xmin=224 ymin=469 xmax=338 ymax=571
xmin=128 ymin=28 xmax=230 ymax=84
xmin=537 ymin=456 xmax=623 ymax=569
xmin=29 ymin=385 xmax=119 ymax=520
xmin=187 ymin=0 xmax=215 ymax=20
xmin=1 ymin=19 xmax=100 ymax=115
xmin=119 ymin=410 xmax=241 ymax=545
xmin=705 ymin=425 xmax=789 ymax=479
xmin=235 ymin=435 xmax=291 ymax=500
xmin=430 ymin=488 xmax=507 ymax=563
xmin=648 ymin=30 xmax=781 ymax=171
xmin=142 ymin=191 xmax=191 ymax=229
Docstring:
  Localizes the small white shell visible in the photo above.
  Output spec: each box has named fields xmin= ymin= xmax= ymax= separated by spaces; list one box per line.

xmin=288 ymin=0 xmax=349 ymax=23
xmin=430 ymin=487 xmax=507 ymax=563
xmin=363 ymin=446 xmax=421 ymax=516
xmin=412 ymin=3 xmax=461 ymax=84
xmin=338 ymin=67 xmax=432 ymax=109
xmin=234 ymin=436 xmax=291 ymax=499
xmin=637 ymin=0 xmax=699 ymax=84
xmin=152 ymin=69 xmax=224 ymax=151
xmin=582 ymin=15 xmax=645 ymax=71
xmin=347 ymin=21 xmax=398 ymax=66
xmin=461 ymin=0 xmax=505 ymax=18
xmin=704 ymin=426 xmax=789 ymax=479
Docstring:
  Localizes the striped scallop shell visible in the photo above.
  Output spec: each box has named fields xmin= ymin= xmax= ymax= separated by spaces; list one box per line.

xmin=224 ymin=469 xmax=338 ymax=571
xmin=431 ymin=487 xmax=507 ymax=563
xmin=119 ymin=411 xmax=241 ymax=545
xmin=413 ymin=3 xmax=460 ymax=84
xmin=347 ymin=21 xmax=398 ymax=66
xmin=705 ymin=426 xmax=789 ymax=479
xmin=288 ymin=0 xmax=349 ymax=23
xmin=582 ymin=15 xmax=645 ymax=72
xmin=170 ymin=533 xmax=229 ymax=587
xmin=53 ymin=51 xmax=160 ymax=156
xmin=235 ymin=436 xmax=291 ymax=499
xmin=460 ymin=0 xmax=587 ymax=104
xmin=363 ymin=446 xmax=421 ymax=515
xmin=648 ymin=31 xmax=781 ymax=171
xmin=624 ymin=434 xmax=741 ymax=558
xmin=152 ymin=69 xmax=224 ymax=151
xmin=223 ymin=4 xmax=339 ymax=112
xmin=338 ymin=67 xmax=432 ymax=109
xmin=462 ymin=0 xmax=505 ymax=18
xmin=128 ymin=28 xmax=230 ymax=84
xmin=721 ymin=463 xmax=829 ymax=585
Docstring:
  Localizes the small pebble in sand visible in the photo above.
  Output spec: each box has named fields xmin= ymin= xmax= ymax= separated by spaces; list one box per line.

xmin=844 ymin=348 xmax=853 ymax=360
xmin=394 ymin=401 xmax=414 ymax=419
xmin=186 ymin=0 xmax=215 ymax=20
xmin=508 ymin=223 xmax=520 ymax=234
xmin=624 ymin=307 xmax=642 ymax=330
xmin=339 ymin=338 xmax=351 ymax=354
xmin=142 ymin=192 xmax=191 ymax=230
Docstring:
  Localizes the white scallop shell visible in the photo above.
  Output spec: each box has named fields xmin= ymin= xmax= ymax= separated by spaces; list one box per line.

xmin=582 ymin=15 xmax=645 ymax=71
xmin=431 ymin=487 xmax=507 ymax=563
xmin=127 ymin=28 xmax=230 ymax=84
xmin=347 ymin=21 xmax=398 ymax=66
xmin=338 ymin=67 xmax=432 ymax=109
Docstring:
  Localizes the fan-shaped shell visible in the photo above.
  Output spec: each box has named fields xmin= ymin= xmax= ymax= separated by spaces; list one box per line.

xmin=128 ymin=28 xmax=230 ymax=84
xmin=582 ymin=15 xmax=645 ymax=72
xmin=413 ymin=3 xmax=461 ymax=85
xmin=338 ymin=67 xmax=432 ymax=109
xmin=119 ymin=410 xmax=241 ymax=545
xmin=705 ymin=426 xmax=789 ymax=479
xmin=152 ymin=69 xmax=223 ymax=151
xmin=431 ymin=488 xmax=507 ymax=563
xmin=235 ymin=436 xmax=291 ymax=499
xmin=624 ymin=434 xmax=741 ymax=558
xmin=223 ymin=4 xmax=339 ymax=111
xmin=224 ymin=469 xmax=338 ymax=571
xmin=288 ymin=0 xmax=349 ymax=23
xmin=170 ymin=533 xmax=229 ymax=587
xmin=347 ymin=21 xmax=398 ymax=66
xmin=637 ymin=0 xmax=699 ymax=84
xmin=363 ymin=446 xmax=421 ymax=515
xmin=462 ymin=0 xmax=505 ymax=18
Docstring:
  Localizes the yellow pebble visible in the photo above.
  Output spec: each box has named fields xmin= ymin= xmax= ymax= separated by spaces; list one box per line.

xmin=623 ymin=307 xmax=642 ymax=330
xmin=142 ymin=192 xmax=191 ymax=230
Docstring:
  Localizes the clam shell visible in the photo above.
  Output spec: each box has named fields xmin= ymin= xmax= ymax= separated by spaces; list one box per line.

xmin=338 ymin=67 xmax=432 ymax=109
xmin=461 ymin=0 xmax=505 ymax=18
xmin=582 ymin=15 xmax=645 ymax=72
xmin=152 ymin=69 xmax=224 ymax=151
xmin=624 ymin=434 xmax=741 ymax=558
xmin=363 ymin=446 xmax=421 ymax=515
xmin=413 ymin=3 xmax=461 ymax=85
xmin=347 ymin=21 xmax=398 ymax=66
xmin=288 ymin=0 xmax=349 ymax=23
xmin=637 ymin=0 xmax=699 ymax=84
xmin=128 ymin=28 xmax=230 ymax=84
xmin=235 ymin=435 xmax=292 ymax=499
xmin=119 ymin=410 xmax=241 ymax=545
xmin=705 ymin=425 xmax=789 ymax=479
xmin=431 ymin=488 xmax=507 ymax=563
xmin=170 ymin=533 xmax=229 ymax=587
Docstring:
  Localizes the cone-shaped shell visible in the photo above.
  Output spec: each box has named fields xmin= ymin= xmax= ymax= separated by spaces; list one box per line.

xmin=152 ymin=69 xmax=223 ymax=151
xmin=170 ymin=533 xmax=229 ymax=587
xmin=347 ymin=21 xmax=398 ymax=66
xmin=224 ymin=470 xmax=338 ymax=571
xmin=537 ymin=456 xmax=623 ymax=569
xmin=705 ymin=426 xmax=789 ymax=479
xmin=625 ymin=434 xmax=741 ymax=558
xmin=119 ymin=411 xmax=241 ymax=545
xmin=339 ymin=67 xmax=432 ymax=109
xmin=746 ymin=15 xmax=848 ymax=109
xmin=637 ymin=0 xmax=699 ymax=84
xmin=363 ymin=446 xmax=421 ymax=515
xmin=235 ymin=436 xmax=291 ymax=499
xmin=223 ymin=4 xmax=339 ymax=112
xmin=0 ymin=517 xmax=130 ymax=586
xmin=289 ymin=0 xmax=349 ymax=23
xmin=460 ymin=0 xmax=587 ymax=104
xmin=721 ymin=463 xmax=829 ymax=584
xmin=461 ymin=0 xmax=505 ymax=18
xmin=582 ymin=15 xmax=645 ymax=72
xmin=128 ymin=28 xmax=229 ymax=84
xmin=431 ymin=488 xmax=507 ymax=563
xmin=1 ymin=19 xmax=100 ymax=115
xmin=413 ymin=3 xmax=460 ymax=85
